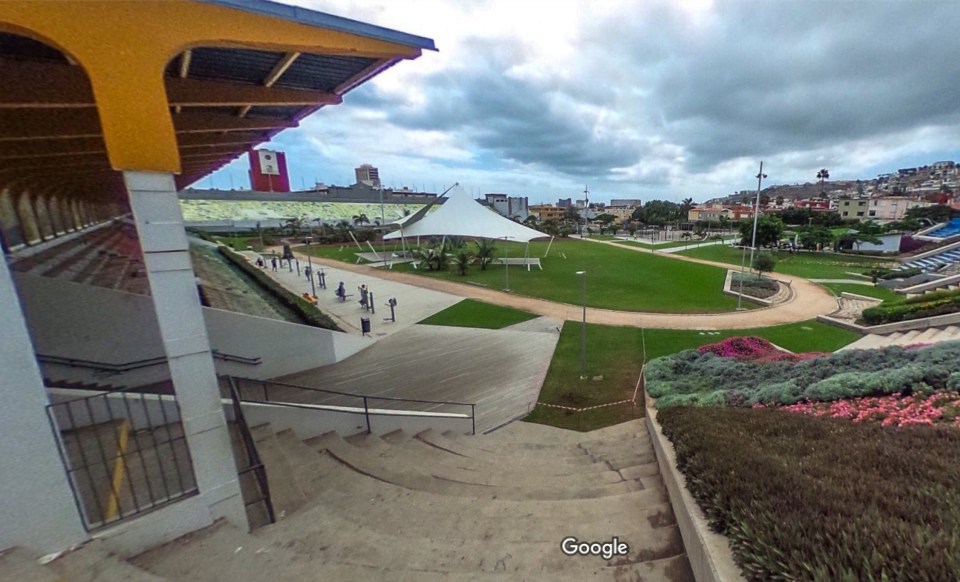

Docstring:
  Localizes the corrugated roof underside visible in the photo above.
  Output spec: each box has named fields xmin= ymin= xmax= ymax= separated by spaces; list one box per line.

xmin=275 ymin=53 xmax=377 ymax=92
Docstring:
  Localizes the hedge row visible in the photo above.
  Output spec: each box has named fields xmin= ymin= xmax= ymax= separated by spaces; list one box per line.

xmin=217 ymin=246 xmax=342 ymax=332
xmin=659 ymin=406 xmax=960 ymax=581
xmin=646 ymin=340 xmax=960 ymax=407
xmin=864 ymin=267 xmax=923 ymax=280
xmin=861 ymin=288 xmax=960 ymax=325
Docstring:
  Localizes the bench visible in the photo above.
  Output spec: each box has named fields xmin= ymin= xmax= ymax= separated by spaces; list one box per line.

xmin=492 ymin=257 xmax=543 ymax=271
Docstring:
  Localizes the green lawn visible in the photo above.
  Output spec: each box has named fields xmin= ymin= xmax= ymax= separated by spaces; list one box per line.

xmin=676 ymin=245 xmax=897 ymax=279
xmin=525 ymin=319 xmax=860 ymax=431
xmin=818 ymin=282 xmax=901 ymax=303
xmin=302 ymin=239 xmax=746 ymax=314
xmin=418 ymin=299 xmax=538 ymax=329
xmin=614 ymin=236 xmax=737 ymax=251
xmin=208 ymin=235 xmax=266 ymax=252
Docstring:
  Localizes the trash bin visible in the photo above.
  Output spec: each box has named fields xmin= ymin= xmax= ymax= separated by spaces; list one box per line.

xmin=360 ymin=317 xmax=371 ymax=335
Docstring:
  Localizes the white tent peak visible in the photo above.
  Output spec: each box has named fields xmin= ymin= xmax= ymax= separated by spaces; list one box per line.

xmin=384 ymin=186 xmax=547 ymax=243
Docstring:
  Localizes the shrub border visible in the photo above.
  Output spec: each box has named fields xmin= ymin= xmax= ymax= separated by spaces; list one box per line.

xmin=644 ymin=394 xmax=745 ymax=582
xmin=217 ymin=245 xmax=342 ymax=332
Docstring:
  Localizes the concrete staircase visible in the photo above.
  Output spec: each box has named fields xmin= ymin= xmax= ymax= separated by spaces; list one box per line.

xmin=0 ymin=541 xmax=164 ymax=582
xmin=839 ymin=325 xmax=960 ymax=351
xmin=127 ymin=419 xmax=692 ymax=581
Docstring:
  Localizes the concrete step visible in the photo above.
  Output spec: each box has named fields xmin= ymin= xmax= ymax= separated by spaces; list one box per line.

xmin=249 ymin=425 xmax=306 ymax=521
xmin=49 ymin=540 xmax=167 ymax=582
xmin=308 ymin=431 xmax=657 ymax=495
xmin=414 ymin=430 xmax=600 ymax=467
xmin=378 ymin=432 xmax=622 ymax=477
xmin=0 ymin=548 xmax=62 ymax=582
xmin=135 ymin=520 xmax=692 ymax=581
xmin=484 ymin=419 xmax=647 ymax=445
xmin=304 ymin=451 xmax=670 ymax=519
xmin=289 ymin=475 xmax=677 ymax=544
xmin=251 ymin=505 xmax=685 ymax=575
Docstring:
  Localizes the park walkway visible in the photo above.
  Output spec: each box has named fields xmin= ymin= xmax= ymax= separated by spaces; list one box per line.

xmin=289 ymin=238 xmax=838 ymax=330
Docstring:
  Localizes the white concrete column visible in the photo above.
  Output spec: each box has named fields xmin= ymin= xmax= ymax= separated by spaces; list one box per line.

xmin=0 ymin=249 xmax=87 ymax=553
xmin=124 ymin=171 xmax=247 ymax=530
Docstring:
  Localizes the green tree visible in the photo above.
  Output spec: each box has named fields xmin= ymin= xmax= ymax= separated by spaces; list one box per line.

xmin=474 ymin=238 xmax=497 ymax=270
xmin=637 ymin=200 xmax=681 ymax=226
xmin=352 ymin=213 xmax=370 ymax=226
xmin=739 ymin=215 xmax=784 ymax=247
xmin=848 ymin=221 xmax=884 ymax=252
xmin=679 ymin=197 xmax=695 ymax=218
xmin=753 ymin=252 xmax=776 ymax=277
xmin=453 ymin=249 xmax=474 ymax=275
xmin=816 ymin=168 xmax=830 ymax=195
xmin=798 ymin=226 xmax=835 ymax=251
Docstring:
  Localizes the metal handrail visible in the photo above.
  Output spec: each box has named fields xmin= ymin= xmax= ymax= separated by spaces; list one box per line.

xmin=238 ymin=376 xmax=473 ymax=407
xmin=226 ymin=377 xmax=276 ymax=525
xmin=38 ymin=350 xmax=262 ymax=374
xmin=228 ymin=376 xmax=477 ymax=435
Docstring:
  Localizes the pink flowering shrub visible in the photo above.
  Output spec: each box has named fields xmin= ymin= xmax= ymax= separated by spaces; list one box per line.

xmin=697 ymin=336 xmax=828 ymax=363
xmin=760 ymin=391 xmax=960 ymax=428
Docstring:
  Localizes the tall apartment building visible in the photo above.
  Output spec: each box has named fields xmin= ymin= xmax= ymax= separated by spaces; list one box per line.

xmin=355 ymin=164 xmax=381 ymax=188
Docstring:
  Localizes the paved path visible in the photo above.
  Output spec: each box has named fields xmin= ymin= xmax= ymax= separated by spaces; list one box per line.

xmin=294 ymin=239 xmax=839 ymax=330
xmin=810 ymin=278 xmax=874 ymax=284
xmin=244 ymin=251 xmax=462 ymax=337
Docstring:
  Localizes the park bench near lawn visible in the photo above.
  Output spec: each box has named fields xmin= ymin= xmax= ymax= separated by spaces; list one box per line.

xmin=492 ymin=257 xmax=543 ymax=271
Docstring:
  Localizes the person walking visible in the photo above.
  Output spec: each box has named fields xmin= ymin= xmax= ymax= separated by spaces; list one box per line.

xmin=271 ymin=257 xmax=278 ymax=271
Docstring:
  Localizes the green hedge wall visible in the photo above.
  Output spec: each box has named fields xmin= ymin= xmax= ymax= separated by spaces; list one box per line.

xmin=861 ymin=288 xmax=960 ymax=325
xmin=217 ymin=246 xmax=342 ymax=332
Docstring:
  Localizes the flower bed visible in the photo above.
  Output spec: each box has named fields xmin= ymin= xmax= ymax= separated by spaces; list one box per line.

xmin=659 ymin=406 xmax=960 ymax=581
xmin=764 ymin=391 xmax=960 ymax=428
xmin=646 ymin=337 xmax=960 ymax=408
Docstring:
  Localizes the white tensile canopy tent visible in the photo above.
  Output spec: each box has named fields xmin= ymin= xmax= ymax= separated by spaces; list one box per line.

xmin=384 ymin=186 xmax=552 ymax=268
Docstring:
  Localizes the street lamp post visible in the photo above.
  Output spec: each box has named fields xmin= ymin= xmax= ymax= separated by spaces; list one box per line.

xmin=748 ymin=161 xmax=767 ymax=280
xmin=576 ymin=271 xmax=587 ymax=379
xmin=305 ymin=233 xmax=316 ymax=297
xmin=502 ymin=236 xmax=511 ymax=291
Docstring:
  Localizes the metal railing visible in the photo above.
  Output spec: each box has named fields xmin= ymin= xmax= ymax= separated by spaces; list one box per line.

xmin=225 ymin=377 xmax=275 ymax=526
xmin=226 ymin=376 xmax=477 ymax=435
xmin=45 ymin=385 xmax=198 ymax=531
xmin=38 ymin=350 xmax=261 ymax=376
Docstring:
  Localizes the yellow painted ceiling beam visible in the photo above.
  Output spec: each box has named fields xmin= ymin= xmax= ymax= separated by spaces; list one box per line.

xmin=0 ymin=1 xmax=422 ymax=173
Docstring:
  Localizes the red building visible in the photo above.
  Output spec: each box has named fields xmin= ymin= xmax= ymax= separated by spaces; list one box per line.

xmin=794 ymin=199 xmax=831 ymax=212
xmin=248 ymin=149 xmax=290 ymax=192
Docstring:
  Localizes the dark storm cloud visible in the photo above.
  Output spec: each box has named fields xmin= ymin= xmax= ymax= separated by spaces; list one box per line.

xmin=355 ymin=37 xmax=645 ymax=177
xmin=588 ymin=1 xmax=960 ymax=170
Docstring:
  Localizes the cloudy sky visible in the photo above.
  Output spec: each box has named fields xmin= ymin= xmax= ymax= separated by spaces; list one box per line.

xmin=204 ymin=0 xmax=960 ymax=203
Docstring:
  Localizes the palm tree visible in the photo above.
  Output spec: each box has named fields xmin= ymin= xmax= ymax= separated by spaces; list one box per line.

xmin=453 ymin=249 xmax=474 ymax=275
xmin=412 ymin=241 xmax=449 ymax=271
xmin=817 ymin=169 xmax=830 ymax=195
xmin=474 ymin=239 xmax=497 ymax=270
xmin=679 ymin=197 xmax=695 ymax=220
xmin=352 ymin=213 xmax=370 ymax=226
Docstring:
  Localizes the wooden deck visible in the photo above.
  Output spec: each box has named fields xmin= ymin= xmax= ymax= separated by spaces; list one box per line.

xmin=272 ymin=324 xmax=560 ymax=433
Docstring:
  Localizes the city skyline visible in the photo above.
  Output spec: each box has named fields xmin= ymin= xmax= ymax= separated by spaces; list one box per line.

xmin=202 ymin=0 xmax=960 ymax=204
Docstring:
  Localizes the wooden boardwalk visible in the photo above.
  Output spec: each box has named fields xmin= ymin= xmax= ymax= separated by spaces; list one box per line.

xmin=273 ymin=324 xmax=561 ymax=433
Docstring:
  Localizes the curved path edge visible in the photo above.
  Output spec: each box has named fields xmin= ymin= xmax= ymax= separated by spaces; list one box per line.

xmin=299 ymin=239 xmax=839 ymax=330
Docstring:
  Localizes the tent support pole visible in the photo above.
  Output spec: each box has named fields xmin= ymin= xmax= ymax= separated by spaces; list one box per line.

xmin=544 ymin=236 xmax=555 ymax=258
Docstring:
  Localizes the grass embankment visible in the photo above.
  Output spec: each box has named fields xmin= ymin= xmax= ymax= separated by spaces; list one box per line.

xmin=659 ymin=406 xmax=960 ymax=581
xmin=302 ymin=239 xmax=746 ymax=314
xmin=418 ymin=299 xmax=538 ymax=329
xmin=818 ymin=282 xmax=900 ymax=303
xmin=525 ymin=319 xmax=859 ymax=431
xmin=677 ymin=245 xmax=897 ymax=279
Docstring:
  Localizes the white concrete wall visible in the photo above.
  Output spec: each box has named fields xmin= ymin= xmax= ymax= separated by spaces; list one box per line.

xmin=0 ymin=245 xmax=87 ymax=554
xmin=16 ymin=274 xmax=371 ymax=387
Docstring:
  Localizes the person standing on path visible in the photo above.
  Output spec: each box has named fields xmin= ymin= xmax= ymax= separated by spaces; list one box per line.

xmin=271 ymin=257 xmax=278 ymax=271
